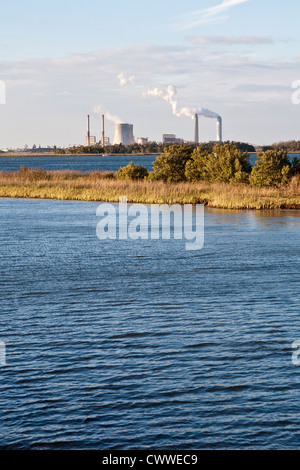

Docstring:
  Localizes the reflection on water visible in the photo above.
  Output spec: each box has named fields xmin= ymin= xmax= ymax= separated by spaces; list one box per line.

xmin=0 ymin=198 xmax=299 ymax=450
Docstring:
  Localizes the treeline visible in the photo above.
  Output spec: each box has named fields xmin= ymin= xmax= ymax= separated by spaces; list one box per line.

xmin=55 ymin=141 xmax=256 ymax=155
xmin=258 ymin=141 xmax=300 ymax=153
xmin=113 ymin=143 xmax=300 ymax=188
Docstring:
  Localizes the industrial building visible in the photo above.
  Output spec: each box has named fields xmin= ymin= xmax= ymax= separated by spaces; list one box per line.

xmin=163 ymin=134 xmax=184 ymax=144
xmin=137 ymin=137 xmax=148 ymax=145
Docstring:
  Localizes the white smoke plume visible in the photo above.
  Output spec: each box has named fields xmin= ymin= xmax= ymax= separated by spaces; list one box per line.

xmin=93 ymin=105 xmax=123 ymax=124
xmin=143 ymin=85 xmax=220 ymax=119
xmin=118 ymin=72 xmax=135 ymax=88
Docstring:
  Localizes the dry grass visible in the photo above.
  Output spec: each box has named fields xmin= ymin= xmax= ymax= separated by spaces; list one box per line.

xmin=0 ymin=169 xmax=299 ymax=210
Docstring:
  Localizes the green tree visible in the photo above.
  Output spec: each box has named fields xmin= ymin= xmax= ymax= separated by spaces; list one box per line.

xmin=249 ymin=150 xmax=292 ymax=187
xmin=116 ymin=162 xmax=149 ymax=180
xmin=185 ymin=147 xmax=210 ymax=182
xmin=152 ymin=145 xmax=193 ymax=182
xmin=186 ymin=143 xmax=251 ymax=183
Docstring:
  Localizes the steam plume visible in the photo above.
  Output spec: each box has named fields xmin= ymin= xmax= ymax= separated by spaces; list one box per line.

xmin=143 ymin=85 xmax=220 ymax=119
xmin=118 ymin=73 xmax=135 ymax=88
xmin=93 ymin=105 xmax=123 ymax=124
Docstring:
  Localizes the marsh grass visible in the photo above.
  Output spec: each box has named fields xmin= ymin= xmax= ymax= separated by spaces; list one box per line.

xmin=0 ymin=169 xmax=299 ymax=210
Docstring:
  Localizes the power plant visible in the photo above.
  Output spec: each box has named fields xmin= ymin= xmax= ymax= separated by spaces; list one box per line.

xmin=84 ymin=111 xmax=223 ymax=146
xmin=193 ymin=114 xmax=223 ymax=143
xmin=113 ymin=123 xmax=135 ymax=146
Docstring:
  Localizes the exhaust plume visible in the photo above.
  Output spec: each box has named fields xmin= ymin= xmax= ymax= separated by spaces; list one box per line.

xmin=118 ymin=73 xmax=135 ymax=88
xmin=143 ymin=85 xmax=220 ymax=119
xmin=93 ymin=105 xmax=123 ymax=124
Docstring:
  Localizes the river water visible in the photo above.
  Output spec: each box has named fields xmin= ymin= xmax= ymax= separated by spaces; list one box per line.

xmin=0 ymin=198 xmax=299 ymax=449
xmin=0 ymin=153 xmax=299 ymax=173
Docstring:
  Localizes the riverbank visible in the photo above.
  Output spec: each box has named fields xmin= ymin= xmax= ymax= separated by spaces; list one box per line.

xmin=0 ymin=169 xmax=299 ymax=209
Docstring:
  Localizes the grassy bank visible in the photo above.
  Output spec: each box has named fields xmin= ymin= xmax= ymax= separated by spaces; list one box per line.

xmin=0 ymin=169 xmax=299 ymax=210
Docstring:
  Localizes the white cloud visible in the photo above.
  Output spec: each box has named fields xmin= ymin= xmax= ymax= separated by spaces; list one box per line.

xmin=187 ymin=35 xmax=274 ymax=46
xmin=179 ymin=0 xmax=250 ymax=29
xmin=0 ymin=43 xmax=298 ymax=147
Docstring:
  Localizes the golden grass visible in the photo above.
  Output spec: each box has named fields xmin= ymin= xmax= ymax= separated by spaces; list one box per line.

xmin=0 ymin=169 xmax=299 ymax=210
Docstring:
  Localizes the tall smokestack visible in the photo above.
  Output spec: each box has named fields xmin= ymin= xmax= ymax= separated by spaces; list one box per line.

xmin=101 ymin=115 xmax=105 ymax=146
xmin=216 ymin=117 xmax=222 ymax=142
xmin=87 ymin=114 xmax=90 ymax=146
xmin=194 ymin=113 xmax=199 ymax=143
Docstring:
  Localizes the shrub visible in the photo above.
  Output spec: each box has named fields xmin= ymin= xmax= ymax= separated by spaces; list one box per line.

xmin=185 ymin=147 xmax=210 ymax=182
xmin=152 ymin=145 xmax=193 ymax=182
xmin=116 ymin=162 xmax=148 ymax=180
xmin=249 ymin=150 xmax=292 ymax=187
xmin=186 ymin=144 xmax=251 ymax=184
xmin=102 ymin=172 xmax=115 ymax=179
xmin=205 ymin=144 xmax=251 ymax=184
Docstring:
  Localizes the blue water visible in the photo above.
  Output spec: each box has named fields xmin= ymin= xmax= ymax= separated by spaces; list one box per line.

xmin=0 ymin=154 xmax=159 ymax=173
xmin=0 ymin=153 xmax=299 ymax=173
xmin=0 ymin=198 xmax=300 ymax=450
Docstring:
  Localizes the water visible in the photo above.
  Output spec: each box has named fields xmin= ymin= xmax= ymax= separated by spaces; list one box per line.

xmin=0 ymin=154 xmax=159 ymax=173
xmin=0 ymin=153 xmax=299 ymax=173
xmin=0 ymin=198 xmax=300 ymax=450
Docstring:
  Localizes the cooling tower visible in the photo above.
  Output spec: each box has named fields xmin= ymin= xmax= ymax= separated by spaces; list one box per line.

xmin=194 ymin=114 xmax=199 ymax=143
xmin=113 ymin=123 xmax=135 ymax=146
xmin=216 ymin=117 xmax=222 ymax=142
xmin=128 ymin=125 xmax=134 ymax=144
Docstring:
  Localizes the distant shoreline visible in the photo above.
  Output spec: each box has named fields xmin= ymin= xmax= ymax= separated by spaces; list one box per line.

xmin=0 ymin=153 xmax=159 ymax=157
xmin=1 ymin=152 xmax=300 ymax=158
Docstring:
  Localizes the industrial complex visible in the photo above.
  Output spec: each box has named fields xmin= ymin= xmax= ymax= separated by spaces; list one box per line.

xmin=85 ymin=113 xmax=223 ymax=147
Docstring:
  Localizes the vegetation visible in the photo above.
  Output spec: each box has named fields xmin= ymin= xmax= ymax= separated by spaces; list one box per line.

xmin=150 ymin=144 xmax=299 ymax=188
xmin=185 ymin=144 xmax=251 ymax=184
xmin=0 ymin=143 xmax=299 ymax=210
xmin=0 ymin=167 xmax=299 ymax=210
xmin=151 ymin=145 xmax=193 ymax=182
xmin=54 ymin=140 xmax=255 ymax=156
xmin=249 ymin=150 xmax=293 ymax=187
xmin=116 ymin=162 xmax=149 ymax=180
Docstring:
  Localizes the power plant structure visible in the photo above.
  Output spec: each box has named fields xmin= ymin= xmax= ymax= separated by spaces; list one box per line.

xmin=84 ymin=111 xmax=222 ymax=147
xmin=86 ymin=115 xmax=90 ymax=146
xmin=86 ymin=114 xmax=97 ymax=146
xmin=194 ymin=114 xmax=199 ymax=144
xmin=101 ymin=115 xmax=105 ymax=146
xmin=193 ymin=114 xmax=223 ymax=143
xmin=113 ymin=123 xmax=135 ymax=146
xmin=216 ymin=117 xmax=222 ymax=143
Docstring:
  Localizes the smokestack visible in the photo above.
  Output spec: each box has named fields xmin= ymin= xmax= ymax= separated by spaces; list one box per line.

xmin=87 ymin=114 xmax=90 ymax=146
xmin=101 ymin=115 xmax=105 ymax=146
xmin=216 ymin=117 xmax=222 ymax=142
xmin=194 ymin=114 xmax=199 ymax=143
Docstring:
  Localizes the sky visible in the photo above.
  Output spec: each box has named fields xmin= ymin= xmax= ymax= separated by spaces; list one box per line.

xmin=0 ymin=0 xmax=300 ymax=148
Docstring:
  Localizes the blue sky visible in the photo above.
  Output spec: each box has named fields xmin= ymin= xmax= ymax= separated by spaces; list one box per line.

xmin=0 ymin=0 xmax=300 ymax=147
